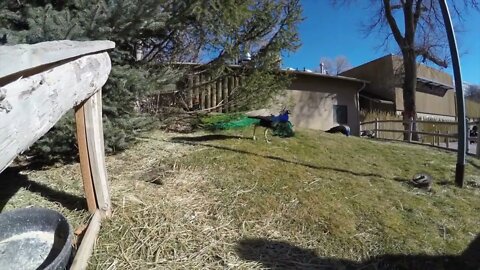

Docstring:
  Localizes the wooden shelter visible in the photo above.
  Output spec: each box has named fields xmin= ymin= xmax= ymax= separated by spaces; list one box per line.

xmin=0 ymin=40 xmax=115 ymax=269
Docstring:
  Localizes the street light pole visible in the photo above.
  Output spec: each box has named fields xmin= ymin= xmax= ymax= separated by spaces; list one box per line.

xmin=439 ymin=0 xmax=466 ymax=187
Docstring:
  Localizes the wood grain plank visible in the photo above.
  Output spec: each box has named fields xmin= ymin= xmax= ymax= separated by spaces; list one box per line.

xmin=0 ymin=52 xmax=111 ymax=174
xmin=75 ymin=103 xmax=98 ymax=213
xmin=0 ymin=40 xmax=114 ymax=79
xmin=84 ymin=90 xmax=111 ymax=217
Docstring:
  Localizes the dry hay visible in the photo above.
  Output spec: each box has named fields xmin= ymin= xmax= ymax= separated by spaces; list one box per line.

xmin=90 ymin=131 xmax=331 ymax=269
xmin=89 ymin=131 xmax=255 ymax=269
xmin=3 ymin=128 xmax=478 ymax=269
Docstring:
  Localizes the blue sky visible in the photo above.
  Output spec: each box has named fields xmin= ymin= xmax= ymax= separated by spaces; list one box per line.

xmin=282 ymin=0 xmax=480 ymax=85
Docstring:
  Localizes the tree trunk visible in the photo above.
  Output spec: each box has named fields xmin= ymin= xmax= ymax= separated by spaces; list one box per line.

xmin=402 ymin=49 xmax=419 ymax=141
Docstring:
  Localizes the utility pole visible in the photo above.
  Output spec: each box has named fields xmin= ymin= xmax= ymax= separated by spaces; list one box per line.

xmin=439 ymin=0 xmax=466 ymax=187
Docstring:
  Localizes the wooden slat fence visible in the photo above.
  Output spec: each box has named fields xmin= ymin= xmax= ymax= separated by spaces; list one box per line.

xmin=140 ymin=73 xmax=244 ymax=114
xmin=184 ymin=73 xmax=243 ymax=113
xmin=360 ymin=119 xmax=480 ymax=157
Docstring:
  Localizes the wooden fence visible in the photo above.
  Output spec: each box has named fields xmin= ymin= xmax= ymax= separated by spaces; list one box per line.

xmin=141 ymin=73 xmax=244 ymax=114
xmin=188 ymin=73 xmax=242 ymax=112
xmin=360 ymin=119 xmax=480 ymax=157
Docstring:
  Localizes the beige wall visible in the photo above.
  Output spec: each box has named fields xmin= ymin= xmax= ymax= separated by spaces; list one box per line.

xmin=391 ymin=55 xmax=453 ymax=86
xmin=395 ymin=87 xmax=456 ymax=116
xmin=342 ymin=55 xmax=455 ymax=117
xmin=340 ymin=55 xmax=396 ymax=101
xmin=287 ymin=74 xmax=362 ymax=135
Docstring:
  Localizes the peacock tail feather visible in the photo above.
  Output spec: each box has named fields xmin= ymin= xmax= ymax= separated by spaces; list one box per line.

xmin=212 ymin=117 xmax=260 ymax=130
xmin=201 ymin=114 xmax=259 ymax=130
xmin=272 ymin=121 xmax=295 ymax=137
xmin=200 ymin=113 xmax=295 ymax=138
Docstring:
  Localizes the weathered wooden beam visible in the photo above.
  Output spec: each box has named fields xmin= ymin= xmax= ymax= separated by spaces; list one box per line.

xmin=0 ymin=40 xmax=115 ymax=79
xmin=70 ymin=210 xmax=102 ymax=270
xmin=84 ymin=90 xmax=111 ymax=218
xmin=75 ymin=102 xmax=98 ymax=213
xmin=0 ymin=52 xmax=112 ymax=174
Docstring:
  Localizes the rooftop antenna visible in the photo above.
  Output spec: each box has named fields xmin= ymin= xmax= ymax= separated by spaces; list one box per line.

xmin=320 ymin=62 xmax=325 ymax=74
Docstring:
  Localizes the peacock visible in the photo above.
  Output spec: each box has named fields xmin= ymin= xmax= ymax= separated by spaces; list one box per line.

xmin=204 ymin=109 xmax=294 ymax=143
xmin=326 ymin=125 xmax=351 ymax=136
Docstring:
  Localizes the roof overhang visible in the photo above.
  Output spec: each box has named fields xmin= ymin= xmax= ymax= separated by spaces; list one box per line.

xmin=416 ymin=76 xmax=453 ymax=97
xmin=285 ymin=69 xmax=370 ymax=84
xmin=360 ymin=92 xmax=394 ymax=105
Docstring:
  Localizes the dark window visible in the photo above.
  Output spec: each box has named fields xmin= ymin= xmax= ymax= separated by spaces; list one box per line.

xmin=333 ymin=105 xmax=348 ymax=125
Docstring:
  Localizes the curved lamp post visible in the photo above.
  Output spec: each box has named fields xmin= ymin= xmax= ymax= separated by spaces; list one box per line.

xmin=439 ymin=0 xmax=466 ymax=187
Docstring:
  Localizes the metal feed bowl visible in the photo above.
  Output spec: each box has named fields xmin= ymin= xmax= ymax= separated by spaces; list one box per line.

xmin=0 ymin=207 xmax=72 ymax=270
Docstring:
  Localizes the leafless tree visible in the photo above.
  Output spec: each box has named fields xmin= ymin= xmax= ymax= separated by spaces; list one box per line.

xmin=333 ymin=0 xmax=479 ymax=140
xmin=467 ymin=84 xmax=480 ymax=102
xmin=319 ymin=55 xmax=352 ymax=75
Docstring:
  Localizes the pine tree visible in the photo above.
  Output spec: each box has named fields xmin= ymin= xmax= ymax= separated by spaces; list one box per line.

xmin=0 ymin=0 xmax=302 ymax=163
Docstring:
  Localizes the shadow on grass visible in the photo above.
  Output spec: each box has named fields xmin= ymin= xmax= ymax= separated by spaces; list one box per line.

xmin=236 ymin=236 xmax=480 ymax=270
xmin=171 ymin=134 xmax=250 ymax=142
xmin=169 ymin=136 xmax=383 ymax=178
xmin=468 ymin=160 xmax=480 ymax=170
xmin=0 ymin=167 xmax=87 ymax=212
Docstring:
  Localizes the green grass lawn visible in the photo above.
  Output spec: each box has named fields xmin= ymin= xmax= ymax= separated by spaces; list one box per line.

xmin=1 ymin=128 xmax=479 ymax=269
xmin=164 ymin=129 xmax=480 ymax=268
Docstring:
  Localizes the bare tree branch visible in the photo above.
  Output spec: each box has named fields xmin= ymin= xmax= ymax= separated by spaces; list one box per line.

xmin=383 ymin=0 xmax=406 ymax=47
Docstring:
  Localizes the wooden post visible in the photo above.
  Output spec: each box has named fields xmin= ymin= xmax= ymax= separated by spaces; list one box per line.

xmin=217 ymin=78 xmax=223 ymax=113
xmin=83 ymin=90 xmax=111 ymax=217
xmin=228 ymin=76 xmax=234 ymax=112
xmin=200 ymin=74 xmax=205 ymax=110
xmin=437 ymin=130 xmax=441 ymax=146
xmin=446 ymin=131 xmax=450 ymax=149
xmin=374 ymin=118 xmax=379 ymax=139
xmin=187 ymin=76 xmax=193 ymax=109
xmin=212 ymin=78 xmax=217 ymax=112
xmin=206 ymin=76 xmax=211 ymax=109
xmin=193 ymin=75 xmax=200 ymax=109
xmin=235 ymin=76 xmax=241 ymax=111
xmin=223 ymin=77 xmax=229 ymax=112
xmin=75 ymin=103 xmax=98 ymax=214
xmin=408 ymin=120 xmax=413 ymax=142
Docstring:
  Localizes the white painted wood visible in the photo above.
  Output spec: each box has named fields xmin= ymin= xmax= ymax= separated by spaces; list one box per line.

xmin=0 ymin=40 xmax=115 ymax=79
xmin=70 ymin=210 xmax=102 ymax=270
xmin=84 ymin=90 xmax=111 ymax=217
xmin=0 ymin=52 xmax=111 ymax=173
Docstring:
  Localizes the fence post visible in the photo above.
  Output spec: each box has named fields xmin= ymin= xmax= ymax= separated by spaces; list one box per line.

xmin=446 ymin=131 xmax=449 ymax=149
xmin=217 ymin=79 xmax=223 ymax=113
xmin=476 ymin=126 xmax=480 ymax=157
xmin=408 ymin=120 xmax=413 ymax=142
xmin=375 ymin=118 xmax=379 ymax=139
xmin=437 ymin=130 xmax=441 ymax=146
xmin=200 ymin=74 xmax=205 ymax=110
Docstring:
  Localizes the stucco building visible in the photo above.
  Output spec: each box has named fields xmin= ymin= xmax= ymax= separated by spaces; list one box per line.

xmin=340 ymin=54 xmax=456 ymax=120
xmin=283 ymin=70 xmax=367 ymax=136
